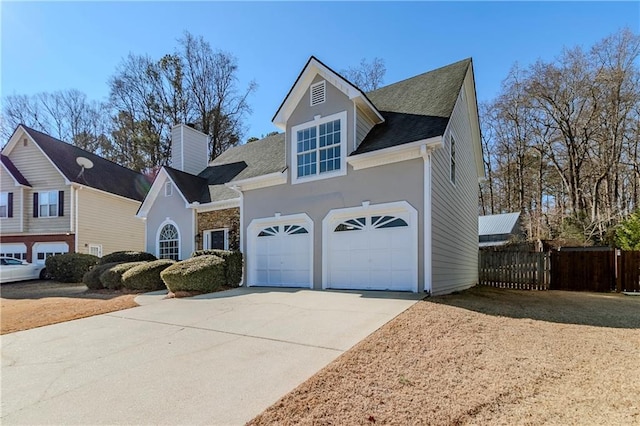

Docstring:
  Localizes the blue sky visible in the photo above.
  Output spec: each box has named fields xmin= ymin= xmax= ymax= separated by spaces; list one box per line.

xmin=1 ymin=1 xmax=638 ymax=140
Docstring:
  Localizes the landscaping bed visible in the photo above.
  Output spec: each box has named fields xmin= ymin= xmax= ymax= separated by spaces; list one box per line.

xmin=0 ymin=280 xmax=139 ymax=334
xmin=249 ymin=286 xmax=640 ymax=425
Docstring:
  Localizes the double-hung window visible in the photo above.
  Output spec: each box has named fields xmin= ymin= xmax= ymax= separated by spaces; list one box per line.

xmin=292 ymin=111 xmax=347 ymax=183
xmin=39 ymin=191 xmax=59 ymax=217
xmin=0 ymin=192 xmax=10 ymax=218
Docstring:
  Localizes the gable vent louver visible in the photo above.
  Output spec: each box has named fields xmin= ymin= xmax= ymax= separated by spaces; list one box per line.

xmin=310 ymin=81 xmax=326 ymax=106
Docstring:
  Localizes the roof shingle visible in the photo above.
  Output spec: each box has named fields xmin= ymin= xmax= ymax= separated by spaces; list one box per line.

xmin=21 ymin=126 xmax=150 ymax=201
xmin=354 ymin=58 xmax=471 ymax=155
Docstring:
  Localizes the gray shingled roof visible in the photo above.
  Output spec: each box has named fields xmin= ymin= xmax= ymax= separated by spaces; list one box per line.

xmin=21 ymin=126 xmax=150 ymax=201
xmin=166 ymin=132 xmax=286 ymax=204
xmin=353 ymin=58 xmax=471 ymax=155
xmin=209 ymin=132 xmax=286 ymax=181
xmin=1 ymin=154 xmax=31 ymax=186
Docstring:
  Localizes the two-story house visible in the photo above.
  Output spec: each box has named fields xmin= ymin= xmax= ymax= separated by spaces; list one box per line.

xmin=0 ymin=125 xmax=149 ymax=264
xmin=138 ymin=56 xmax=483 ymax=295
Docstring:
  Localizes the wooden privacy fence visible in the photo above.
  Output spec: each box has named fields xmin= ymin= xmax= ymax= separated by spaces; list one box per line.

xmin=479 ymin=249 xmax=640 ymax=292
xmin=478 ymin=251 xmax=550 ymax=290
xmin=617 ymin=251 xmax=640 ymax=293
xmin=550 ymin=251 xmax=614 ymax=292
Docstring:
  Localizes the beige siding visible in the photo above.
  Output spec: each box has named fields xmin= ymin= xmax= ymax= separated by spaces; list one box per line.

xmin=76 ymin=188 xmax=145 ymax=256
xmin=430 ymin=72 xmax=480 ymax=295
xmin=7 ymin=135 xmax=71 ymax=233
xmin=355 ymin=105 xmax=376 ymax=150
xmin=0 ymin=167 xmax=22 ymax=233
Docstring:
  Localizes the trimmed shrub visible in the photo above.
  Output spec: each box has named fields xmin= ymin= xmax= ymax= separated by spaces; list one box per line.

xmin=191 ymin=250 xmax=243 ymax=287
xmin=83 ymin=262 xmax=121 ymax=290
xmin=99 ymin=262 xmax=147 ymax=290
xmin=121 ymin=259 xmax=176 ymax=291
xmin=46 ymin=253 xmax=99 ymax=283
xmin=99 ymin=251 xmax=156 ymax=265
xmin=161 ymin=255 xmax=226 ymax=293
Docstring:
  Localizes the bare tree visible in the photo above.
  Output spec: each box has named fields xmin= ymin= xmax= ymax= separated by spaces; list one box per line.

xmin=179 ymin=32 xmax=256 ymax=160
xmin=341 ymin=58 xmax=386 ymax=92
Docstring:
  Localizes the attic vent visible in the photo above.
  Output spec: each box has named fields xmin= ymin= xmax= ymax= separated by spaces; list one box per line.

xmin=23 ymin=138 xmax=28 ymax=147
xmin=310 ymin=81 xmax=326 ymax=106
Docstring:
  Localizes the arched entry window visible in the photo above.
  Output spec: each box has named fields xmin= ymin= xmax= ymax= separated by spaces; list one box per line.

xmin=158 ymin=223 xmax=179 ymax=260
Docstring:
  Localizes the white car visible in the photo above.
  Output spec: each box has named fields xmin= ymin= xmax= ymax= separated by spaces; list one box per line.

xmin=0 ymin=257 xmax=48 ymax=284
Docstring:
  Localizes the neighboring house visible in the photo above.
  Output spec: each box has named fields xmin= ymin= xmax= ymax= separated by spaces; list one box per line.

xmin=478 ymin=212 xmax=523 ymax=248
xmin=139 ymin=56 xmax=483 ymax=295
xmin=0 ymin=125 xmax=149 ymax=264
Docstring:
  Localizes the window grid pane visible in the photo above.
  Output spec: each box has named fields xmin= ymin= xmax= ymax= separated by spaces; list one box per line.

xmin=296 ymin=118 xmax=341 ymax=179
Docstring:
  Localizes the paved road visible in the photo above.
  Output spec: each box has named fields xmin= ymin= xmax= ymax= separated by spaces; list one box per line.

xmin=1 ymin=287 xmax=419 ymax=425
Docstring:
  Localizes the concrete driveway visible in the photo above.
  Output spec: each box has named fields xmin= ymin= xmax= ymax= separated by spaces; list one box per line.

xmin=1 ymin=287 xmax=420 ymax=425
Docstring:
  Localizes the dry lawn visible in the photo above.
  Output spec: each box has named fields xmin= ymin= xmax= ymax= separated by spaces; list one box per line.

xmin=1 ymin=280 xmax=138 ymax=334
xmin=249 ymin=287 xmax=640 ymax=425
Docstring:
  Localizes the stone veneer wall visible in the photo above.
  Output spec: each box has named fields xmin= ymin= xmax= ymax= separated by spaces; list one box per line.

xmin=196 ymin=207 xmax=240 ymax=251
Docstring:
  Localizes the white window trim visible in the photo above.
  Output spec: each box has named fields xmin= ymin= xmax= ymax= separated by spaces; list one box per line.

xmin=246 ymin=213 xmax=314 ymax=289
xmin=38 ymin=190 xmax=59 ymax=218
xmin=164 ymin=181 xmax=173 ymax=197
xmin=156 ymin=219 xmax=181 ymax=260
xmin=321 ymin=201 xmax=419 ymax=292
xmin=203 ymin=228 xmax=229 ymax=250
xmin=310 ymin=80 xmax=326 ymax=106
xmin=89 ymin=244 xmax=103 ymax=258
xmin=291 ymin=110 xmax=348 ymax=185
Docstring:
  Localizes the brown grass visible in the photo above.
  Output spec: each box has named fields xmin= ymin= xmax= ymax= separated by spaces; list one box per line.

xmin=1 ymin=281 xmax=138 ymax=334
xmin=248 ymin=286 xmax=640 ymax=425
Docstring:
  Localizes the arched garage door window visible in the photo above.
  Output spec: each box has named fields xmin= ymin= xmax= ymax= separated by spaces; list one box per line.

xmin=159 ymin=224 xmax=179 ymax=260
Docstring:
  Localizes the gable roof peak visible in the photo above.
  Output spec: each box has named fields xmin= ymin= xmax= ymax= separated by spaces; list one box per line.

xmin=272 ymin=56 xmax=384 ymax=129
xmin=3 ymin=124 xmax=150 ymax=201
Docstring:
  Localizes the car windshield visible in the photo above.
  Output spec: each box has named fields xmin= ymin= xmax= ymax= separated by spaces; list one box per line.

xmin=2 ymin=258 xmax=24 ymax=265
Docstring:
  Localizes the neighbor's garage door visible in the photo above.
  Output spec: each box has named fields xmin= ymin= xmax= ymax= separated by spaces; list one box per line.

xmin=32 ymin=242 xmax=69 ymax=265
xmin=325 ymin=203 xmax=417 ymax=292
xmin=0 ymin=243 xmax=27 ymax=260
xmin=249 ymin=216 xmax=312 ymax=288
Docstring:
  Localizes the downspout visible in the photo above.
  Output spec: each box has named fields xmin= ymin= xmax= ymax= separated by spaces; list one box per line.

xmin=74 ymin=185 xmax=80 ymax=254
xmin=228 ymin=185 xmax=244 ymax=286
xmin=421 ymin=145 xmax=433 ymax=295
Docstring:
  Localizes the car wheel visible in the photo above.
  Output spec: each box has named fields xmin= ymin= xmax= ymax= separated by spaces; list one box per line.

xmin=39 ymin=268 xmax=51 ymax=280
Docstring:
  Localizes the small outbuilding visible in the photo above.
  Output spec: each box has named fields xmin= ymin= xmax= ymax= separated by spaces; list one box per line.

xmin=478 ymin=212 xmax=522 ymax=248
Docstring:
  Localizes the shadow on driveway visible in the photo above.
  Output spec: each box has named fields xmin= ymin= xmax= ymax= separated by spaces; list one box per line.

xmin=429 ymin=285 xmax=640 ymax=329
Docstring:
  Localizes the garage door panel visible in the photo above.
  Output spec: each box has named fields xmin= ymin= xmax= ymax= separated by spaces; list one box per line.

xmin=326 ymin=206 xmax=417 ymax=292
xmin=250 ymin=219 xmax=312 ymax=288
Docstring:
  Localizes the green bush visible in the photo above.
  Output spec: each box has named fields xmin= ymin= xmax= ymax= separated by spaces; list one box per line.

xmin=192 ymin=250 xmax=243 ymax=287
xmin=45 ymin=253 xmax=99 ymax=283
xmin=99 ymin=251 xmax=156 ymax=265
xmin=161 ymin=255 xmax=226 ymax=293
xmin=121 ymin=259 xmax=175 ymax=291
xmin=99 ymin=262 xmax=147 ymax=290
xmin=83 ymin=262 xmax=121 ymax=290
xmin=615 ymin=211 xmax=640 ymax=250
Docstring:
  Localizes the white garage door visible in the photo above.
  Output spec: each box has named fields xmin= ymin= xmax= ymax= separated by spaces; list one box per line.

xmin=33 ymin=242 xmax=69 ymax=265
xmin=250 ymin=217 xmax=312 ymax=288
xmin=0 ymin=243 xmax=27 ymax=260
xmin=325 ymin=203 xmax=417 ymax=292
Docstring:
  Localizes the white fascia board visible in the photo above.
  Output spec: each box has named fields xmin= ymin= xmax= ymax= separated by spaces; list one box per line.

xmin=347 ymin=136 xmax=443 ymax=170
xmin=273 ymin=58 xmax=383 ymax=128
xmin=4 ymin=126 xmax=72 ymax=185
xmin=188 ymin=197 xmax=240 ymax=212
xmin=225 ymin=170 xmax=288 ymax=192
xmin=465 ymin=65 xmax=485 ymax=179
